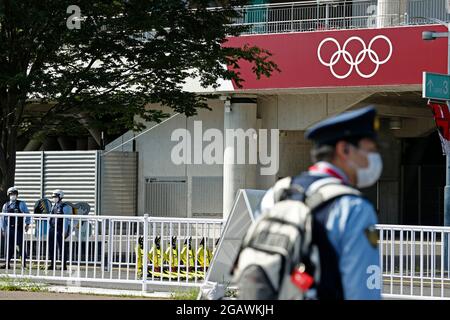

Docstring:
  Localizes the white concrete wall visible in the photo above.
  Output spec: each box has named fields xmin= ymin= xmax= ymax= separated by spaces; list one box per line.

xmin=113 ymin=90 xmax=420 ymax=223
xmin=255 ymin=93 xmax=371 ymax=183
xmin=134 ymin=100 xmax=224 ymax=216
xmin=259 ymin=93 xmax=371 ymax=130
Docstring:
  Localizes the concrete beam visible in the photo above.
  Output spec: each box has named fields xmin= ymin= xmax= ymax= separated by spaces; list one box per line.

xmin=374 ymin=104 xmax=432 ymax=119
xmin=217 ymin=84 xmax=422 ymax=96
xmin=276 ymin=92 xmax=373 ymax=130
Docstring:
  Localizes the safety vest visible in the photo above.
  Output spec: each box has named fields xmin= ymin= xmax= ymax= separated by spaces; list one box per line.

xmin=180 ymin=245 xmax=195 ymax=268
xmin=50 ymin=202 xmax=67 ymax=231
xmin=148 ymin=245 xmax=161 ymax=269
xmin=196 ymin=246 xmax=212 ymax=269
xmin=5 ymin=201 xmax=24 ymax=230
xmin=164 ymin=247 xmax=178 ymax=268
xmin=135 ymin=244 xmax=156 ymax=275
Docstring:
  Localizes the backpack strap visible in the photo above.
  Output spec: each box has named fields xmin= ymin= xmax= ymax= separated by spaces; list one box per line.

xmin=272 ymin=177 xmax=305 ymax=203
xmin=271 ymin=176 xmax=360 ymax=211
xmin=305 ymin=182 xmax=361 ymax=211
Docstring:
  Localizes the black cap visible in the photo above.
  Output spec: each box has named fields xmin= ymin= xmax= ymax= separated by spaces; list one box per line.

xmin=305 ymin=106 xmax=379 ymax=145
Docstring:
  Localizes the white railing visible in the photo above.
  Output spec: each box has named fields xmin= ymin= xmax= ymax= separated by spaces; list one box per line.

xmin=3 ymin=212 xmax=449 ymax=298
xmin=377 ymin=224 xmax=450 ymax=300
xmin=229 ymin=0 xmax=450 ymax=35
xmin=0 ymin=213 xmax=223 ymax=292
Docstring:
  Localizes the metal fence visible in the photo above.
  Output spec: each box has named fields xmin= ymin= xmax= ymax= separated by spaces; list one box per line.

xmin=229 ymin=0 xmax=450 ymax=35
xmin=377 ymin=224 xmax=450 ymax=299
xmin=2 ymin=212 xmax=449 ymax=298
xmin=0 ymin=213 xmax=223 ymax=291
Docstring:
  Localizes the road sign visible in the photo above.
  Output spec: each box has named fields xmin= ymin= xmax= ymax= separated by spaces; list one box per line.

xmin=423 ymin=72 xmax=450 ymax=100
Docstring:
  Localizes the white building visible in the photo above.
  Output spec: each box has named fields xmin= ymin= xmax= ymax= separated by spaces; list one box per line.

xmin=108 ymin=0 xmax=450 ymax=226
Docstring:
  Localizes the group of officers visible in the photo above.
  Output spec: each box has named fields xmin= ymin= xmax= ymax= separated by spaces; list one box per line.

xmin=136 ymin=235 xmax=215 ymax=279
xmin=1 ymin=188 xmax=72 ymax=270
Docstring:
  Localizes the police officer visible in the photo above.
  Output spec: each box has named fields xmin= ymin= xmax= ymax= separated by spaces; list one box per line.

xmin=258 ymin=106 xmax=382 ymax=300
xmin=0 ymin=187 xmax=31 ymax=269
xmin=48 ymin=189 xmax=72 ymax=270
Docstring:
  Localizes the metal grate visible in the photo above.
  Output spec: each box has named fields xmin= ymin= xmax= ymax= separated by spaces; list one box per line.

xmin=192 ymin=176 xmax=223 ymax=216
xmin=145 ymin=177 xmax=187 ymax=218
xmin=100 ymin=152 xmax=137 ymax=216
xmin=14 ymin=152 xmax=43 ymax=211
xmin=43 ymin=151 xmax=98 ymax=214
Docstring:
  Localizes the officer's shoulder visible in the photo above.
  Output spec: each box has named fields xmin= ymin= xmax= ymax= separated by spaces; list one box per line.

xmin=334 ymin=194 xmax=376 ymax=214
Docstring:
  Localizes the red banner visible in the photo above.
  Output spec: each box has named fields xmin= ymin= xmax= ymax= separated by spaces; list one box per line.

xmin=225 ymin=25 xmax=448 ymax=90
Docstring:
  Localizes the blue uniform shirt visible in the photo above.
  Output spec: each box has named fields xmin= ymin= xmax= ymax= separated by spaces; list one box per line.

xmin=258 ymin=162 xmax=381 ymax=300
xmin=1 ymin=200 xmax=31 ymax=231
xmin=50 ymin=202 xmax=73 ymax=234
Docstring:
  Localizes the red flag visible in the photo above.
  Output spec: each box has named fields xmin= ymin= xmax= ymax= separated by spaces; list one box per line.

xmin=428 ymin=101 xmax=450 ymax=154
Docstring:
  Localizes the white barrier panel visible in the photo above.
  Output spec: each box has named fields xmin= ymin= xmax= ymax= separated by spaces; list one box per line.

xmin=205 ymin=189 xmax=265 ymax=284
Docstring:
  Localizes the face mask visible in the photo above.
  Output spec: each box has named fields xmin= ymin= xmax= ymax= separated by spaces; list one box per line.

xmin=9 ymin=195 xmax=17 ymax=202
xmin=52 ymin=197 xmax=60 ymax=204
xmin=348 ymin=149 xmax=383 ymax=188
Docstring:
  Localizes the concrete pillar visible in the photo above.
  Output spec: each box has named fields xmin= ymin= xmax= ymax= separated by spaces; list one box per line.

xmin=223 ymin=97 xmax=258 ymax=219
xmin=377 ymin=0 xmax=408 ymax=28
xmin=375 ymin=118 xmax=401 ymax=224
xmin=278 ymin=130 xmax=313 ymax=178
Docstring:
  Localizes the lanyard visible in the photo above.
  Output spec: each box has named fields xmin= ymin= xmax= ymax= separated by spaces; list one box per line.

xmin=308 ymin=163 xmax=347 ymax=182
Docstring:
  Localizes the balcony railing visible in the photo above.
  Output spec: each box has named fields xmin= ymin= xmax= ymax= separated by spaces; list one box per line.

xmin=228 ymin=0 xmax=450 ymax=35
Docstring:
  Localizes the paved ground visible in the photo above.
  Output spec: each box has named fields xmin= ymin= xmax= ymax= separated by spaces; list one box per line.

xmin=0 ymin=290 xmax=158 ymax=300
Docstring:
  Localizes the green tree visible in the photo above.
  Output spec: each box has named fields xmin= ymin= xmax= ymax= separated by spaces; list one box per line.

xmin=0 ymin=0 xmax=278 ymax=202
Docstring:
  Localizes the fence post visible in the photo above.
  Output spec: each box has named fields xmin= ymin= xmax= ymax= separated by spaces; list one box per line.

xmin=104 ymin=219 xmax=113 ymax=272
xmin=142 ymin=214 xmax=149 ymax=293
xmin=40 ymin=151 xmax=45 ymax=199
xmin=290 ymin=3 xmax=294 ymax=32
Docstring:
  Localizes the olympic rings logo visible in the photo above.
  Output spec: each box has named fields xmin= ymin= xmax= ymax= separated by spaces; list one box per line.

xmin=317 ymin=35 xmax=393 ymax=79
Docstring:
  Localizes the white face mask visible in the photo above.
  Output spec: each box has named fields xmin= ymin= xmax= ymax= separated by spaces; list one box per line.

xmin=9 ymin=195 xmax=17 ymax=202
xmin=52 ymin=197 xmax=60 ymax=204
xmin=348 ymin=149 xmax=383 ymax=189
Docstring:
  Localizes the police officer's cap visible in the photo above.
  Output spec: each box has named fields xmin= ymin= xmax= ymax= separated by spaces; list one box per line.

xmin=7 ymin=187 xmax=18 ymax=195
xmin=305 ymin=106 xmax=379 ymax=146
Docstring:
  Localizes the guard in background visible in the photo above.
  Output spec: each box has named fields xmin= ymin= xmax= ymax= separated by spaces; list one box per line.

xmin=163 ymin=236 xmax=179 ymax=274
xmin=48 ymin=189 xmax=72 ymax=270
xmin=257 ymin=106 xmax=382 ymax=300
xmin=180 ymin=237 xmax=194 ymax=271
xmin=196 ymin=237 xmax=213 ymax=271
xmin=0 ymin=187 xmax=31 ymax=269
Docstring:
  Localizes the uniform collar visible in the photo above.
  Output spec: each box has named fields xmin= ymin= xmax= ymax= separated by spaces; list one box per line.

xmin=308 ymin=161 xmax=350 ymax=184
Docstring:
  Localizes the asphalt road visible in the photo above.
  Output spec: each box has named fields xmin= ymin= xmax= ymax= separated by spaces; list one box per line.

xmin=0 ymin=290 xmax=158 ymax=300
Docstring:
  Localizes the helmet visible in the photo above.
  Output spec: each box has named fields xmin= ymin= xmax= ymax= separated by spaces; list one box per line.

xmin=7 ymin=187 xmax=18 ymax=196
xmin=171 ymin=236 xmax=177 ymax=249
xmin=184 ymin=237 xmax=192 ymax=249
xmin=51 ymin=189 xmax=64 ymax=199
